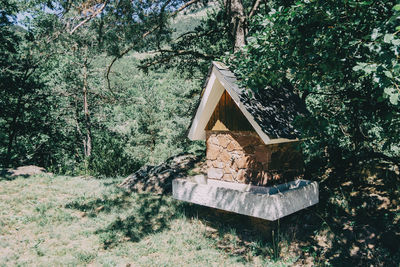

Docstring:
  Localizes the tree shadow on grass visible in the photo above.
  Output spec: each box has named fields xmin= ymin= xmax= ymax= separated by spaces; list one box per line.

xmin=94 ymin=194 xmax=175 ymax=249
xmin=66 ymin=189 xmax=179 ymax=249
xmin=275 ymin=162 xmax=400 ymax=266
xmin=65 ymin=188 xmax=132 ymax=216
xmin=65 ymin=162 xmax=399 ymax=265
xmin=66 ymin=183 xmax=274 ymax=258
xmin=176 ymin=162 xmax=400 ymax=265
xmin=178 ymin=203 xmax=279 ymax=262
xmin=0 ymin=169 xmax=30 ymax=181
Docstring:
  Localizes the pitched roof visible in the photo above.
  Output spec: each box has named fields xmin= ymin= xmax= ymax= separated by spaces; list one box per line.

xmin=188 ymin=61 xmax=308 ymax=144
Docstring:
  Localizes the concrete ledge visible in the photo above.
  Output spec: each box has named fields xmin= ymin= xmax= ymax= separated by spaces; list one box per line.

xmin=172 ymin=179 xmax=319 ymax=221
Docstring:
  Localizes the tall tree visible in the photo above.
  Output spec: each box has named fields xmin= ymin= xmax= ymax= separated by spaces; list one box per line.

xmin=0 ymin=0 xmax=57 ymax=167
xmin=45 ymin=0 xmax=269 ymax=79
xmin=138 ymin=0 xmax=271 ymax=73
xmin=227 ymin=0 xmax=400 ymax=172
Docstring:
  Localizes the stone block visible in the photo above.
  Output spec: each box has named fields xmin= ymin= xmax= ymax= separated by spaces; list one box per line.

xmin=217 ymin=134 xmax=231 ymax=148
xmin=227 ymin=140 xmax=241 ymax=151
xmin=206 ymin=160 xmax=213 ymax=168
xmin=206 ymin=131 xmax=304 ymax=185
xmin=231 ymin=149 xmax=245 ymax=158
xmin=206 ymin=144 xmax=220 ymax=160
xmin=212 ymin=160 xmax=225 ymax=169
xmin=172 ymin=178 xmax=319 ymax=221
xmin=235 ymin=156 xmax=250 ymax=169
xmin=236 ymin=169 xmax=246 ymax=183
xmin=220 ymin=150 xmax=232 ymax=163
xmin=223 ymin=166 xmax=232 ymax=174
xmin=231 ymin=162 xmax=239 ymax=172
xmin=222 ymin=173 xmax=234 ymax=182
xmin=207 ymin=134 xmax=219 ymax=145
xmin=208 ymin=167 xmax=224 ymax=179
xmin=230 ymin=168 xmax=238 ymax=179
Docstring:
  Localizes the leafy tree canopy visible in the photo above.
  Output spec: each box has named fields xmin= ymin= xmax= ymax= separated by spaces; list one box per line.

xmin=227 ymin=0 xmax=400 ymax=171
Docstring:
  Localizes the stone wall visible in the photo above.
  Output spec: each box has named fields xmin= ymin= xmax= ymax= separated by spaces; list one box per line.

xmin=206 ymin=131 xmax=304 ymax=186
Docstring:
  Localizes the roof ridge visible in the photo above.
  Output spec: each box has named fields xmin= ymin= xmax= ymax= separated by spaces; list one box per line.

xmin=212 ymin=61 xmax=229 ymax=70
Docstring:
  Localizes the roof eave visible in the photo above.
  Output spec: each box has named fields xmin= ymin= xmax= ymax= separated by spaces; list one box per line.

xmin=188 ymin=61 xmax=301 ymax=145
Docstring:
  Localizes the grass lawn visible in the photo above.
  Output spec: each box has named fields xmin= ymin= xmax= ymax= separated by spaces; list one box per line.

xmin=0 ymin=175 xmax=293 ymax=266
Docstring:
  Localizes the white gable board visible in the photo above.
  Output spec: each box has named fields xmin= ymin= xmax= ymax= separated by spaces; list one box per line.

xmin=187 ymin=71 xmax=224 ymax=140
xmin=188 ymin=63 xmax=298 ymax=145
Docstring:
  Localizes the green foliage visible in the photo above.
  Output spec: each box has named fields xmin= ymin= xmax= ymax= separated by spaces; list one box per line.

xmin=88 ymin=61 xmax=201 ymax=176
xmin=2 ymin=0 xmax=399 ymax=179
xmin=0 ymin=1 xmax=202 ymax=175
xmin=0 ymin=1 xmax=64 ymax=168
xmin=32 ymin=54 xmax=200 ymax=176
xmin=228 ymin=0 xmax=400 ymax=171
xmin=353 ymin=4 xmax=400 ymax=106
xmin=141 ymin=5 xmax=233 ymax=74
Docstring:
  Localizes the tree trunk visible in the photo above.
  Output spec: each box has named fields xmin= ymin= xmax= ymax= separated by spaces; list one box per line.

xmin=82 ymin=59 xmax=92 ymax=158
xmin=225 ymin=0 xmax=247 ymax=51
xmin=6 ymin=95 xmax=23 ymax=166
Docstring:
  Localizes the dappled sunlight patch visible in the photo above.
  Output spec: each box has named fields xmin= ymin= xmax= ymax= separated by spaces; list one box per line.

xmin=1 ymin=175 xmax=300 ymax=266
xmin=3 ymin=172 xmax=397 ymax=266
xmin=176 ymin=205 xmax=300 ymax=265
xmin=65 ymin=187 xmax=132 ymax=217
xmin=93 ymin=194 xmax=179 ymax=248
xmin=116 ymin=217 xmax=249 ymax=266
xmin=0 ymin=175 xmax=118 ymax=266
xmin=280 ymin=164 xmax=400 ymax=266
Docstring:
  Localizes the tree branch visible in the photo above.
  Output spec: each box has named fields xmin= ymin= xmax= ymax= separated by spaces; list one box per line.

xmin=105 ymin=0 xmax=202 ymax=92
xmin=159 ymin=49 xmax=213 ymax=59
xmin=70 ymin=1 xmax=108 ymax=34
xmin=249 ymin=0 xmax=262 ymax=18
xmin=140 ymin=49 xmax=213 ymax=69
xmin=105 ymin=27 xmax=157 ymax=95
xmin=176 ymin=29 xmax=217 ymax=41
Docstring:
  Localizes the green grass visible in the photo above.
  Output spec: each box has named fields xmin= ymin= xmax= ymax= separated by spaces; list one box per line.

xmin=0 ymin=174 xmax=294 ymax=266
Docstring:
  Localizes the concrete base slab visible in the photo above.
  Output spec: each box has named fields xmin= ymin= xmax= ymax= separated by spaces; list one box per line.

xmin=172 ymin=178 xmax=319 ymax=221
